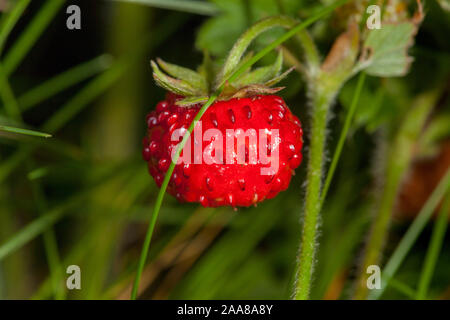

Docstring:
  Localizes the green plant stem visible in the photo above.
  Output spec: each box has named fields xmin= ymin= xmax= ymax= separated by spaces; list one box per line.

xmin=295 ymin=85 xmax=336 ymax=300
xmin=319 ymin=72 xmax=366 ymax=207
xmin=130 ymin=0 xmax=350 ymax=299
xmin=416 ymin=191 xmax=450 ymax=299
xmin=368 ymin=166 xmax=450 ymax=299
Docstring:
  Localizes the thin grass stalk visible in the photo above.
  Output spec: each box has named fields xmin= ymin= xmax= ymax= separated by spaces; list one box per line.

xmin=416 ymin=191 xmax=450 ymax=299
xmin=0 ymin=13 xmax=188 ymax=185
xmin=319 ymin=73 xmax=366 ymax=207
xmin=368 ymin=166 xmax=450 ymax=299
xmin=0 ymin=0 xmax=31 ymax=54
xmin=3 ymin=0 xmax=65 ymax=77
xmin=110 ymin=0 xmax=220 ymax=16
xmin=0 ymin=61 xmax=64 ymax=298
xmin=17 ymin=54 xmax=112 ymax=111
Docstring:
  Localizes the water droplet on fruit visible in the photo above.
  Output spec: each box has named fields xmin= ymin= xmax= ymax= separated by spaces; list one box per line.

xmin=167 ymin=114 xmax=178 ymax=125
xmin=142 ymin=147 xmax=151 ymax=161
xmin=146 ymin=115 xmax=158 ymax=127
xmin=205 ymin=177 xmax=213 ymax=191
xmin=228 ymin=109 xmax=235 ymax=124
xmin=155 ymin=174 xmax=163 ymax=186
xmin=273 ymin=103 xmax=286 ymax=115
xmin=227 ymin=194 xmax=234 ymax=206
xmin=243 ymin=105 xmax=252 ymax=119
xmin=156 ymin=101 xmax=169 ymax=112
xmin=199 ymin=195 xmax=208 ymax=207
xmin=210 ymin=113 xmax=218 ymax=127
xmin=238 ymin=179 xmax=246 ymax=191
xmin=158 ymin=158 xmax=170 ymax=171
xmin=172 ymin=172 xmax=182 ymax=186
xmin=290 ymin=153 xmax=302 ymax=168
xmin=149 ymin=141 xmax=159 ymax=155
xmin=158 ymin=111 xmax=170 ymax=123
xmin=265 ymin=175 xmax=275 ymax=184
xmin=273 ymin=177 xmax=282 ymax=190
xmin=182 ymin=164 xmax=191 ymax=177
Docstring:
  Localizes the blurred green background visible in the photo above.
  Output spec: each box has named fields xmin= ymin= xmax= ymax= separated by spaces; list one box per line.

xmin=0 ymin=0 xmax=449 ymax=300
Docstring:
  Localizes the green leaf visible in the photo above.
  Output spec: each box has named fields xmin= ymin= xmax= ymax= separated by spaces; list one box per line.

xmin=156 ymin=58 xmax=207 ymax=92
xmin=195 ymin=0 xmax=307 ymax=57
xmin=196 ymin=0 xmax=246 ymax=57
xmin=359 ymin=22 xmax=419 ymax=77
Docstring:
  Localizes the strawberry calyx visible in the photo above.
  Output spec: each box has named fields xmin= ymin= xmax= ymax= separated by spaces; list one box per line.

xmin=151 ymin=53 xmax=293 ymax=107
xmin=151 ymin=16 xmax=299 ymax=107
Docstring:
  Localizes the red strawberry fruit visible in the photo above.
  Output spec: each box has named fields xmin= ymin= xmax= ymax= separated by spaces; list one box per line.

xmin=143 ymin=49 xmax=303 ymax=208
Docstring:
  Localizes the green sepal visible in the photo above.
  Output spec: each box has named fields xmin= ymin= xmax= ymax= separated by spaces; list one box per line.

xmin=233 ymin=51 xmax=283 ymax=88
xmin=151 ymin=60 xmax=203 ymax=96
xmin=228 ymin=84 xmax=285 ymax=99
xmin=156 ymin=58 xmax=208 ymax=92
xmin=176 ymin=96 xmax=209 ymax=107
xmin=264 ymin=66 xmax=294 ymax=87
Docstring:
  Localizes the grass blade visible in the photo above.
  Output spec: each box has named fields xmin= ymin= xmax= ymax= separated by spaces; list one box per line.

xmin=0 ymin=163 xmax=127 ymax=261
xmin=3 ymin=0 xmax=65 ymax=77
xmin=0 ymin=63 xmax=22 ymax=120
xmin=0 ymin=199 xmax=72 ymax=262
xmin=0 ymin=125 xmax=51 ymax=138
xmin=17 ymin=54 xmax=113 ymax=111
xmin=110 ymin=0 xmax=220 ymax=16
xmin=320 ymin=72 xmax=366 ymax=207
xmin=0 ymin=0 xmax=31 ymax=54
xmin=416 ymin=191 xmax=450 ymax=299
xmin=368 ymin=166 xmax=450 ymax=299
xmin=0 ymin=13 xmax=188 ymax=185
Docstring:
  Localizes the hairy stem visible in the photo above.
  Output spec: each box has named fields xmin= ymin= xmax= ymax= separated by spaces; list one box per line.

xmin=295 ymin=84 xmax=336 ymax=300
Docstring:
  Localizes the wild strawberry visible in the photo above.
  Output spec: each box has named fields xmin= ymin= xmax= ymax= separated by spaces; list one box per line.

xmin=143 ymin=45 xmax=303 ymax=207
